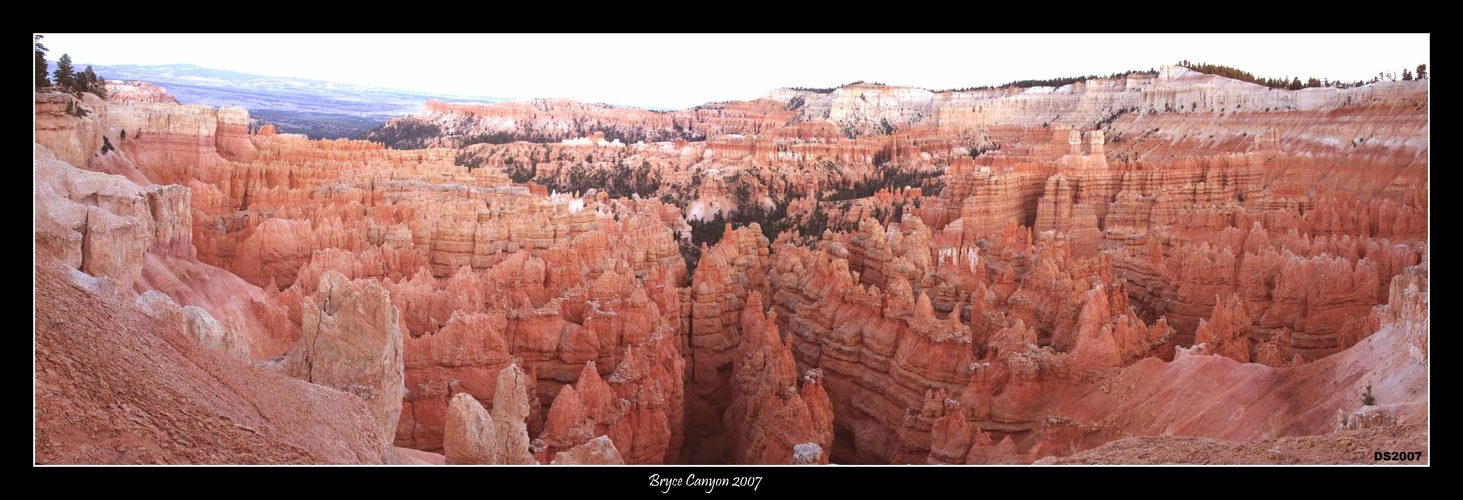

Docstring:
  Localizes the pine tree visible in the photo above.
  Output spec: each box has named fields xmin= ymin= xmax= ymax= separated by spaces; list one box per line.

xmin=94 ymin=76 xmax=108 ymax=100
xmin=82 ymin=66 xmax=104 ymax=96
xmin=34 ymin=35 xmax=49 ymax=88
xmin=1417 ymin=64 xmax=1427 ymax=79
xmin=54 ymin=54 xmax=75 ymax=93
xmin=1402 ymin=68 xmax=1414 ymax=81
xmin=73 ymin=70 xmax=90 ymax=96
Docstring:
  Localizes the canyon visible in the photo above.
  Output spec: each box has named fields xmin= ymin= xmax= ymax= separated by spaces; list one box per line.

xmin=34 ymin=65 xmax=1428 ymax=465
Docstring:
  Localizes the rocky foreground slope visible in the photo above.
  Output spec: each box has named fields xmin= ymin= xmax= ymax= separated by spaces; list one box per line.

xmin=34 ymin=250 xmax=405 ymax=464
xmin=34 ymin=66 xmax=1427 ymax=464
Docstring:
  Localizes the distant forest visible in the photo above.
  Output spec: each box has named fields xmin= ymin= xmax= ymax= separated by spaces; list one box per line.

xmin=925 ymin=60 xmax=1429 ymax=94
xmin=937 ymin=70 xmax=1150 ymax=93
xmin=1177 ymin=60 xmax=1427 ymax=90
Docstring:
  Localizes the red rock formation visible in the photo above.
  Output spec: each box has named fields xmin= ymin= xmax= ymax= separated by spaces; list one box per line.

xmin=104 ymin=81 xmax=178 ymax=104
xmin=374 ymin=97 xmax=809 ymax=150
xmin=398 ymin=311 xmax=512 ymax=450
xmin=549 ymin=436 xmax=626 ymax=465
xmin=1254 ymin=328 xmax=1300 ymax=368
xmin=489 ymin=364 xmax=537 ymax=464
xmin=1193 ymin=293 xmax=1252 ymax=363
xmin=35 ymin=140 xmax=299 ymax=362
xmin=539 ymin=385 xmax=593 ymax=461
xmin=442 ymin=392 xmax=498 ymax=465
xmin=602 ymin=340 xmax=683 ymax=465
xmin=37 ymin=92 xmax=695 ymax=463
xmin=440 ymin=364 xmax=537 ymax=464
xmin=723 ymin=292 xmax=833 ymax=464
xmin=684 ymin=224 xmax=770 ymax=463
xmin=1365 ymin=263 xmax=1428 ymax=363
xmin=35 ymin=253 xmax=385 ymax=464
xmin=34 ymin=93 xmax=108 ymax=168
xmin=926 ymin=401 xmax=972 ymax=464
xmin=33 ymin=64 xmax=1427 ymax=465
xmin=284 ymin=271 xmax=405 ymax=454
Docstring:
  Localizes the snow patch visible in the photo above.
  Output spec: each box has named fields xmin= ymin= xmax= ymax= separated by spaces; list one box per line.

xmin=791 ymin=443 xmax=823 ymax=464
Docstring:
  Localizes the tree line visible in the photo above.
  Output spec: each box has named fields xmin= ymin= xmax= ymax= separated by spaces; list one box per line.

xmin=34 ymin=35 xmax=108 ymax=100
xmin=1179 ymin=60 xmax=1427 ymax=90
xmin=938 ymin=71 xmax=1147 ymax=93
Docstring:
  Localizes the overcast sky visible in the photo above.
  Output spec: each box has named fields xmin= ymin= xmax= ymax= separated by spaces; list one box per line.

xmin=39 ymin=33 xmax=1429 ymax=109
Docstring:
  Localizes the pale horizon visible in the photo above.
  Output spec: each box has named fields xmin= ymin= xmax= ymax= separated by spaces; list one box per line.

xmin=39 ymin=33 xmax=1430 ymax=109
